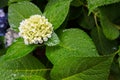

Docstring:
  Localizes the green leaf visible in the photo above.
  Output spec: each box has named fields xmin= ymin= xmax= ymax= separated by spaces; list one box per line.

xmin=8 ymin=0 xmax=31 ymax=4
xmin=87 ymin=0 xmax=120 ymax=13
xmin=68 ymin=6 xmax=82 ymax=20
xmin=119 ymin=57 xmax=120 ymax=68
xmin=43 ymin=0 xmax=72 ymax=30
xmin=100 ymin=11 xmax=119 ymax=40
xmin=51 ymin=55 xmax=114 ymax=80
xmin=8 ymin=1 xmax=42 ymax=32
xmin=1 ymin=38 xmax=37 ymax=62
xmin=119 ymin=49 xmax=120 ymax=68
xmin=71 ymin=0 xmax=83 ymax=7
xmin=109 ymin=60 xmax=120 ymax=80
xmin=0 ymin=37 xmax=6 ymax=55
xmin=17 ymin=75 xmax=46 ymax=80
xmin=78 ymin=8 xmax=95 ymax=30
xmin=0 ymin=54 xmax=47 ymax=80
xmin=45 ymin=32 xmax=60 ymax=46
xmin=99 ymin=3 xmax=120 ymax=24
xmin=91 ymin=27 xmax=118 ymax=55
xmin=0 ymin=0 xmax=8 ymax=8
xmin=46 ymin=29 xmax=99 ymax=64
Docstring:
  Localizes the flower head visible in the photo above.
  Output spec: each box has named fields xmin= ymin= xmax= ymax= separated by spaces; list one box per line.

xmin=19 ymin=15 xmax=53 ymax=45
xmin=0 ymin=8 xmax=8 ymax=36
xmin=0 ymin=9 xmax=5 ymax=17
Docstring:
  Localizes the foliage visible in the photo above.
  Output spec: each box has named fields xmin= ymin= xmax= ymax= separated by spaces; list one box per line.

xmin=0 ymin=0 xmax=120 ymax=80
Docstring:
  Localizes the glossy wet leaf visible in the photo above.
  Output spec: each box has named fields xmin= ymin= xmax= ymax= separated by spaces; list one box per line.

xmin=45 ymin=32 xmax=60 ymax=46
xmin=17 ymin=75 xmax=46 ymax=80
xmin=51 ymin=55 xmax=114 ymax=80
xmin=91 ymin=27 xmax=118 ymax=55
xmin=44 ymin=0 xmax=72 ymax=30
xmin=46 ymin=29 xmax=99 ymax=64
xmin=1 ymin=38 xmax=37 ymax=62
xmin=0 ymin=55 xmax=47 ymax=80
xmin=8 ymin=0 xmax=31 ymax=4
xmin=8 ymin=1 xmax=42 ymax=32
xmin=87 ymin=0 xmax=120 ymax=13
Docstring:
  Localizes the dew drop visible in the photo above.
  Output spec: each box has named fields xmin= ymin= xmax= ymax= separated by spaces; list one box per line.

xmin=112 ymin=47 xmax=117 ymax=51
xmin=11 ymin=74 xmax=16 ymax=77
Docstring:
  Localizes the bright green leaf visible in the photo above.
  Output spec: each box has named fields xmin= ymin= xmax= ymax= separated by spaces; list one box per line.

xmin=8 ymin=1 xmax=42 ymax=32
xmin=0 ymin=54 xmax=47 ymax=80
xmin=8 ymin=0 xmax=31 ymax=4
xmin=51 ymin=55 xmax=114 ymax=80
xmin=87 ymin=0 xmax=120 ymax=13
xmin=45 ymin=32 xmax=60 ymax=46
xmin=100 ymin=11 xmax=119 ymax=40
xmin=43 ymin=0 xmax=72 ymax=30
xmin=46 ymin=29 xmax=99 ymax=64
xmin=91 ymin=27 xmax=118 ymax=55
xmin=17 ymin=75 xmax=46 ymax=80
xmin=0 ymin=38 xmax=37 ymax=62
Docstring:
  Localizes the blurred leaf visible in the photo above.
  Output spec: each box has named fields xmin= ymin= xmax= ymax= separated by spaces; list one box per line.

xmin=87 ymin=0 xmax=120 ymax=13
xmin=17 ymin=75 xmax=46 ymax=80
xmin=109 ymin=61 xmax=120 ymax=80
xmin=46 ymin=28 xmax=99 ymax=64
xmin=51 ymin=55 xmax=114 ymax=80
xmin=44 ymin=0 xmax=72 ymax=30
xmin=0 ymin=37 xmax=6 ymax=55
xmin=8 ymin=1 xmax=42 ymax=32
xmin=78 ymin=8 xmax=95 ymax=30
xmin=45 ymin=32 xmax=60 ymax=46
xmin=68 ymin=6 xmax=82 ymax=20
xmin=0 ymin=54 xmax=47 ymax=80
xmin=0 ymin=36 xmax=4 ymax=48
xmin=119 ymin=57 xmax=120 ymax=68
xmin=91 ymin=27 xmax=118 ymax=55
xmin=8 ymin=0 xmax=31 ymax=4
xmin=32 ymin=0 xmax=47 ymax=12
xmin=71 ymin=0 xmax=83 ymax=7
xmin=99 ymin=3 xmax=120 ymax=24
xmin=0 ymin=38 xmax=37 ymax=62
xmin=119 ymin=49 xmax=120 ymax=68
xmin=0 ymin=0 xmax=8 ymax=8
xmin=100 ymin=11 xmax=119 ymax=40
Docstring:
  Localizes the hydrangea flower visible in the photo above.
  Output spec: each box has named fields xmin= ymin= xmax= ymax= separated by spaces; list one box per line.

xmin=19 ymin=15 xmax=53 ymax=45
xmin=5 ymin=28 xmax=19 ymax=47
xmin=0 ymin=8 xmax=8 ymax=36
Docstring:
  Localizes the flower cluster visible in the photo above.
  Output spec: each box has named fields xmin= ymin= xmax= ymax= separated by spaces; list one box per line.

xmin=19 ymin=15 xmax=53 ymax=45
xmin=0 ymin=8 xmax=8 ymax=36
xmin=5 ymin=28 xmax=19 ymax=47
